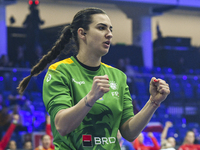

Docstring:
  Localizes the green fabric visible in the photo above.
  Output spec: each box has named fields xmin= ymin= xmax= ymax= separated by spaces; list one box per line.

xmin=43 ymin=56 xmax=134 ymax=150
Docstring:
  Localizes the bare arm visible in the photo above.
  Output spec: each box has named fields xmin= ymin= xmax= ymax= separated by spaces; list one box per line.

xmin=120 ymin=77 xmax=170 ymax=142
xmin=161 ymin=121 xmax=173 ymax=141
xmin=55 ymin=75 xmax=110 ymax=136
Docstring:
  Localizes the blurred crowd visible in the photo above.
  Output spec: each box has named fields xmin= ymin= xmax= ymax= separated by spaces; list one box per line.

xmin=0 ymin=44 xmax=43 ymax=68
xmin=0 ymin=90 xmax=200 ymax=149
xmin=0 ymin=56 xmax=200 ymax=149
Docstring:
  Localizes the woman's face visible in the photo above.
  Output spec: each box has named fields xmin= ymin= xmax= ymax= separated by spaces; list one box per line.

xmin=185 ymin=131 xmax=195 ymax=144
xmin=9 ymin=140 xmax=17 ymax=150
xmin=81 ymin=14 xmax=113 ymax=57
xmin=42 ymin=135 xmax=51 ymax=148
xmin=168 ymin=137 xmax=176 ymax=147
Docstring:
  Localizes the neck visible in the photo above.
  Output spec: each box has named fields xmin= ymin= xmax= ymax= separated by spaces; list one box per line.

xmin=76 ymin=51 xmax=101 ymax=67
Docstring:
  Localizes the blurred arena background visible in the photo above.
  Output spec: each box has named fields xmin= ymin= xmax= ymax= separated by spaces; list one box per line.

xmin=1 ymin=0 xmax=200 ymax=149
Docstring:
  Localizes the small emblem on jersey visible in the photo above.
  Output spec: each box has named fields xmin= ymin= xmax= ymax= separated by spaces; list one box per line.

xmin=82 ymin=135 xmax=92 ymax=147
xmin=46 ymin=74 xmax=51 ymax=82
xmin=99 ymin=97 xmax=104 ymax=101
xmin=109 ymin=81 xmax=118 ymax=90
xmin=111 ymin=91 xmax=119 ymax=97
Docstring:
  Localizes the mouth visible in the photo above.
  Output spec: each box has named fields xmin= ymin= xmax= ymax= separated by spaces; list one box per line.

xmin=104 ymin=41 xmax=110 ymax=46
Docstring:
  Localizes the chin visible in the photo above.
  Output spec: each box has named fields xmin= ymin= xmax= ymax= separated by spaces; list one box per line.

xmin=101 ymin=48 xmax=110 ymax=56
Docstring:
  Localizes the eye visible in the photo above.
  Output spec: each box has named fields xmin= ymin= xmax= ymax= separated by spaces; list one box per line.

xmin=98 ymin=26 xmax=105 ymax=30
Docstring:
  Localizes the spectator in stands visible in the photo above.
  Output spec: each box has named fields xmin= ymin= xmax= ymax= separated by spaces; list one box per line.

xmin=10 ymin=104 xmax=24 ymax=125
xmin=117 ymin=130 xmax=134 ymax=150
xmin=46 ymin=115 xmax=54 ymax=149
xmin=117 ymin=58 xmax=126 ymax=72
xmin=7 ymin=140 xmax=17 ymax=150
xmin=124 ymin=57 xmax=136 ymax=77
xmin=132 ymin=95 xmax=140 ymax=114
xmin=124 ymin=57 xmax=136 ymax=94
xmin=160 ymin=140 xmax=176 ymax=150
xmin=34 ymin=134 xmax=53 ymax=150
xmin=178 ymin=131 xmax=200 ymax=150
xmin=192 ymin=128 xmax=200 ymax=144
xmin=8 ymin=91 xmax=26 ymax=107
xmin=0 ymin=107 xmax=12 ymax=139
xmin=161 ymin=121 xmax=176 ymax=149
xmin=35 ymin=44 xmax=44 ymax=60
xmin=116 ymin=58 xmax=136 ymax=94
xmin=14 ymin=45 xmax=26 ymax=68
xmin=0 ymin=55 xmax=13 ymax=67
xmin=22 ymin=99 xmax=35 ymax=114
xmin=9 ymin=104 xmax=27 ymax=148
xmin=0 ymin=114 xmax=19 ymax=150
xmin=132 ymin=132 xmax=160 ymax=150
xmin=23 ymin=141 xmax=32 ymax=150
xmin=176 ymin=57 xmax=186 ymax=74
xmin=0 ymin=94 xmax=5 ymax=110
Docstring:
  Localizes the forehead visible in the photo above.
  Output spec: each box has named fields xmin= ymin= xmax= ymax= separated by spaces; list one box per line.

xmin=90 ymin=14 xmax=112 ymax=26
xmin=43 ymin=135 xmax=50 ymax=139
xmin=187 ymin=132 xmax=194 ymax=136
xmin=25 ymin=142 xmax=31 ymax=145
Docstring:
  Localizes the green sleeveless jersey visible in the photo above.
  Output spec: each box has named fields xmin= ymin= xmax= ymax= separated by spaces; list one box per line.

xmin=43 ymin=56 xmax=134 ymax=150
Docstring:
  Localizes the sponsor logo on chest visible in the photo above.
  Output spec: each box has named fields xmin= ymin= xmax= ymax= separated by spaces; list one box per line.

xmin=72 ymin=78 xmax=85 ymax=85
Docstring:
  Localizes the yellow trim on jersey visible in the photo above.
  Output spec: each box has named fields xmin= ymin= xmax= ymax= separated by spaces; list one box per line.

xmin=101 ymin=62 xmax=113 ymax=68
xmin=49 ymin=58 xmax=74 ymax=70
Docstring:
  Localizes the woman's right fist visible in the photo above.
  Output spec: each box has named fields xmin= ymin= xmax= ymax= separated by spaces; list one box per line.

xmin=88 ymin=75 xmax=110 ymax=103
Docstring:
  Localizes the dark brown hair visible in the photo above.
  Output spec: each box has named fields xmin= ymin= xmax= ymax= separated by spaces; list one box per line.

xmin=17 ymin=7 xmax=106 ymax=94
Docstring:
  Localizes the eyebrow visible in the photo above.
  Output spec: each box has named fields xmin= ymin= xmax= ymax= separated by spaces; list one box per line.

xmin=97 ymin=23 xmax=113 ymax=30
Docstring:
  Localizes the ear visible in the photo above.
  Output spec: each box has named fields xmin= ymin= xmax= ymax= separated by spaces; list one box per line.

xmin=77 ymin=28 xmax=86 ymax=40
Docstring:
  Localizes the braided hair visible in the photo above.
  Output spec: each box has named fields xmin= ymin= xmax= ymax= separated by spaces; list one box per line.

xmin=17 ymin=7 xmax=106 ymax=94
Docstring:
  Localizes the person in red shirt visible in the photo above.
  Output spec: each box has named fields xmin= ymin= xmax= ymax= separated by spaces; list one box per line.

xmin=34 ymin=115 xmax=54 ymax=150
xmin=45 ymin=115 xmax=54 ymax=149
xmin=178 ymin=131 xmax=200 ymax=150
xmin=0 ymin=114 xmax=19 ymax=150
xmin=133 ymin=132 xmax=160 ymax=150
xmin=34 ymin=135 xmax=53 ymax=150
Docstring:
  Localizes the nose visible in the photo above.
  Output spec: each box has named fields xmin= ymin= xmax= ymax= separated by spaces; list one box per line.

xmin=106 ymin=30 xmax=113 ymax=39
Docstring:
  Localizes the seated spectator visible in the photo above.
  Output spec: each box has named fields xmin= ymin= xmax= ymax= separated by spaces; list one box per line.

xmin=192 ymin=128 xmax=200 ymax=144
xmin=0 ymin=94 xmax=6 ymax=111
xmin=132 ymin=132 xmax=160 ymax=150
xmin=14 ymin=45 xmax=26 ymax=68
xmin=0 ymin=114 xmax=19 ymax=150
xmin=23 ymin=141 xmax=32 ymax=150
xmin=0 ymin=107 xmax=12 ymax=139
xmin=161 ymin=121 xmax=176 ymax=149
xmin=117 ymin=130 xmax=134 ymax=150
xmin=10 ymin=104 xmax=24 ymax=126
xmin=7 ymin=140 xmax=17 ymax=150
xmin=116 ymin=58 xmax=126 ymax=72
xmin=8 ymin=91 xmax=26 ymax=108
xmin=178 ymin=131 xmax=200 ymax=150
xmin=0 ymin=55 xmax=13 ymax=67
xmin=22 ymin=99 xmax=35 ymax=114
xmin=46 ymin=115 xmax=54 ymax=149
xmin=34 ymin=134 xmax=53 ymax=150
xmin=160 ymin=139 xmax=176 ymax=150
xmin=132 ymin=95 xmax=140 ymax=114
xmin=9 ymin=104 xmax=27 ymax=148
